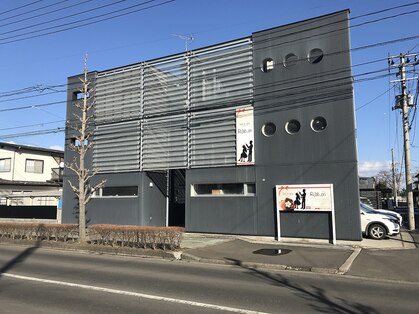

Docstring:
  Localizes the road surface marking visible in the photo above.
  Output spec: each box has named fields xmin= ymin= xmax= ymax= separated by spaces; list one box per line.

xmin=3 ymin=273 xmax=267 ymax=314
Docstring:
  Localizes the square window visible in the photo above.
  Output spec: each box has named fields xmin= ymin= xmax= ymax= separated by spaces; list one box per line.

xmin=25 ymin=159 xmax=44 ymax=174
xmin=0 ymin=158 xmax=11 ymax=172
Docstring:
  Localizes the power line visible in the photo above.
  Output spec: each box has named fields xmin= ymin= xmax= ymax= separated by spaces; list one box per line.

xmin=0 ymin=0 xmax=43 ymax=17
xmin=0 ymin=2 xmax=415 ymax=97
xmin=0 ymin=0 xmax=127 ymax=37
xmin=0 ymin=0 xmax=69 ymax=24
xmin=0 ymin=120 xmax=65 ymax=131
xmin=0 ymin=0 xmax=94 ymax=28
xmin=355 ymin=87 xmax=393 ymax=111
xmin=0 ymin=0 xmax=175 ymax=45
xmin=1 ymin=5 xmax=418 ymax=139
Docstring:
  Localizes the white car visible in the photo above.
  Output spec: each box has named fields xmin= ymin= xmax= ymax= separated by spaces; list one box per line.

xmin=360 ymin=202 xmax=403 ymax=226
xmin=360 ymin=203 xmax=400 ymax=240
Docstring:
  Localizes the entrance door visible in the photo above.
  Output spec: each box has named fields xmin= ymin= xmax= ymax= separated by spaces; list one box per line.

xmin=168 ymin=169 xmax=185 ymax=227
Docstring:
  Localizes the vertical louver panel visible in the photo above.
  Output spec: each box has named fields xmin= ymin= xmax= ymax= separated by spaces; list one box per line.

xmin=95 ymin=65 xmax=142 ymax=123
xmin=93 ymin=121 xmax=140 ymax=172
xmin=142 ymin=114 xmax=188 ymax=170
xmin=190 ymin=107 xmax=239 ymax=168
xmin=190 ymin=40 xmax=253 ymax=110
xmin=143 ymin=57 xmax=187 ymax=116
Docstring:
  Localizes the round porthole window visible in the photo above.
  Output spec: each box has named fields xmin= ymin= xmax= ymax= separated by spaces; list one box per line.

xmin=311 ymin=116 xmax=327 ymax=132
xmin=285 ymin=120 xmax=301 ymax=134
xmin=261 ymin=58 xmax=275 ymax=72
xmin=283 ymin=53 xmax=298 ymax=68
xmin=308 ymin=48 xmax=324 ymax=64
xmin=262 ymin=122 xmax=276 ymax=137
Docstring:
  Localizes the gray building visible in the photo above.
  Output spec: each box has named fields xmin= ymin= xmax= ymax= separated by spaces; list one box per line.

xmin=63 ymin=10 xmax=361 ymax=240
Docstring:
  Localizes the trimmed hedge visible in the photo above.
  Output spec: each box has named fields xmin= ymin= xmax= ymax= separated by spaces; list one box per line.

xmin=0 ymin=222 xmax=184 ymax=251
xmin=0 ymin=222 xmax=77 ymax=242
xmin=88 ymin=225 xmax=184 ymax=251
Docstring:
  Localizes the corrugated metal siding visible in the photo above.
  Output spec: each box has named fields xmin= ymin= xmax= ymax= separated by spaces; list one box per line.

xmin=93 ymin=121 xmax=140 ymax=172
xmin=142 ymin=114 xmax=188 ymax=170
xmin=95 ymin=65 xmax=142 ymax=123
xmin=190 ymin=107 xmax=238 ymax=168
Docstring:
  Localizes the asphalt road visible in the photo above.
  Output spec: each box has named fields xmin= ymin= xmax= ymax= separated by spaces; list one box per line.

xmin=0 ymin=245 xmax=418 ymax=314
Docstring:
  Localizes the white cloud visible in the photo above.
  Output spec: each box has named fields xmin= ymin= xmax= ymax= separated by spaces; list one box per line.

xmin=358 ymin=160 xmax=391 ymax=177
xmin=50 ymin=145 xmax=64 ymax=151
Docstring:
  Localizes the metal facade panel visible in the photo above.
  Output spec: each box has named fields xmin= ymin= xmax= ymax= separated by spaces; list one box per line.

xmin=190 ymin=107 xmax=238 ymax=168
xmin=190 ymin=42 xmax=253 ymax=110
xmin=142 ymin=114 xmax=188 ymax=170
xmin=143 ymin=57 xmax=187 ymax=116
xmin=92 ymin=38 xmax=254 ymax=172
xmin=93 ymin=121 xmax=140 ymax=172
xmin=95 ymin=66 xmax=142 ymax=123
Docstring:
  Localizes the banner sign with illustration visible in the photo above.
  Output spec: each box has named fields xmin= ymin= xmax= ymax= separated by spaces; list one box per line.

xmin=276 ymin=184 xmax=333 ymax=211
xmin=236 ymin=107 xmax=255 ymax=165
xmin=275 ymin=184 xmax=336 ymax=244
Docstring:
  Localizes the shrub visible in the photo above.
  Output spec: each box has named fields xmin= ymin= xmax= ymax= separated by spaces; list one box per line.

xmin=88 ymin=225 xmax=184 ymax=250
xmin=0 ymin=222 xmax=78 ymax=241
xmin=0 ymin=222 xmax=183 ymax=251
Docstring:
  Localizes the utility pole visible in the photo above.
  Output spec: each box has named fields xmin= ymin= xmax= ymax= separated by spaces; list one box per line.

xmin=389 ymin=53 xmax=418 ymax=230
xmin=391 ymin=148 xmax=398 ymax=208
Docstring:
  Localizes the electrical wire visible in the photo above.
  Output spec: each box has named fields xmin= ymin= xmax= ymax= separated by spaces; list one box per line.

xmin=0 ymin=0 xmax=70 ymax=24
xmin=0 ymin=0 xmax=43 ymax=17
xmin=0 ymin=0 xmax=128 ymax=37
xmin=0 ymin=0 xmax=175 ymax=45
xmin=1 ymin=2 xmax=418 ymax=141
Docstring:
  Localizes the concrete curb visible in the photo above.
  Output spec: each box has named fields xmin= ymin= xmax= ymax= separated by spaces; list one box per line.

xmin=338 ymin=247 xmax=362 ymax=274
xmin=180 ymin=252 xmax=339 ymax=274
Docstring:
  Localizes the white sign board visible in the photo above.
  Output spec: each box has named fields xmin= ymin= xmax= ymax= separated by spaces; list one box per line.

xmin=275 ymin=184 xmax=336 ymax=244
xmin=236 ymin=107 xmax=255 ymax=165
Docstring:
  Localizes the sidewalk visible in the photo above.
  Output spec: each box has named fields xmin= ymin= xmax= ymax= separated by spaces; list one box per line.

xmin=180 ymin=230 xmax=419 ymax=282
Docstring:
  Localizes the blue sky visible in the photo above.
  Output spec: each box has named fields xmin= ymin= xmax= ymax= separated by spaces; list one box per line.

xmin=0 ymin=0 xmax=418 ymax=177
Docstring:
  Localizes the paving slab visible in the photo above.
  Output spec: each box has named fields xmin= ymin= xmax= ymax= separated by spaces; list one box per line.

xmin=347 ymin=248 xmax=419 ymax=282
xmin=184 ymin=239 xmax=353 ymax=273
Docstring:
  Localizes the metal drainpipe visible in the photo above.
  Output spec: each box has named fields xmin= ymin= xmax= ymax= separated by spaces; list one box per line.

xmin=12 ymin=150 xmax=16 ymax=181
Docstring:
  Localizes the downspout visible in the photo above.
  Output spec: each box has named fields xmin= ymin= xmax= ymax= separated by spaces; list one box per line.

xmin=12 ymin=150 xmax=16 ymax=181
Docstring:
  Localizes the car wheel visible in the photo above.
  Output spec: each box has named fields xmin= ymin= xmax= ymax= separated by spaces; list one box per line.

xmin=368 ymin=224 xmax=386 ymax=240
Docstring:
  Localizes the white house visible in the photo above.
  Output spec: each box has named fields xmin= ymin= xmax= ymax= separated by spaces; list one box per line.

xmin=0 ymin=142 xmax=63 ymax=213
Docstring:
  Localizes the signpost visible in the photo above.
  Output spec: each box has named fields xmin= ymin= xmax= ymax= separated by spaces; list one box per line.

xmin=275 ymin=184 xmax=336 ymax=244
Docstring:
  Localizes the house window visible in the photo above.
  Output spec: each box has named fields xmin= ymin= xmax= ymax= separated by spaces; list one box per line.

xmin=285 ymin=119 xmax=301 ymax=134
xmin=73 ymin=91 xmax=90 ymax=100
xmin=311 ymin=116 xmax=327 ymax=132
xmin=25 ymin=159 xmax=44 ymax=174
xmin=0 ymin=158 xmax=11 ymax=172
xmin=94 ymin=186 xmax=138 ymax=198
xmin=261 ymin=58 xmax=275 ymax=72
xmin=191 ymin=183 xmax=256 ymax=196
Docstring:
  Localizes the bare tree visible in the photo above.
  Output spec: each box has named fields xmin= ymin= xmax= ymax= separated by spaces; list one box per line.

xmin=375 ymin=165 xmax=402 ymax=192
xmin=66 ymin=54 xmax=105 ymax=242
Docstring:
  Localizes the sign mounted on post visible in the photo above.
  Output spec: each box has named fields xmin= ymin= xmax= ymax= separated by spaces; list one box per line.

xmin=275 ymin=184 xmax=336 ymax=244
xmin=236 ymin=107 xmax=255 ymax=165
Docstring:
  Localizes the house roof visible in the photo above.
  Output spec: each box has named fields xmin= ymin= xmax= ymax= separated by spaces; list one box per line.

xmin=0 ymin=142 xmax=63 ymax=156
